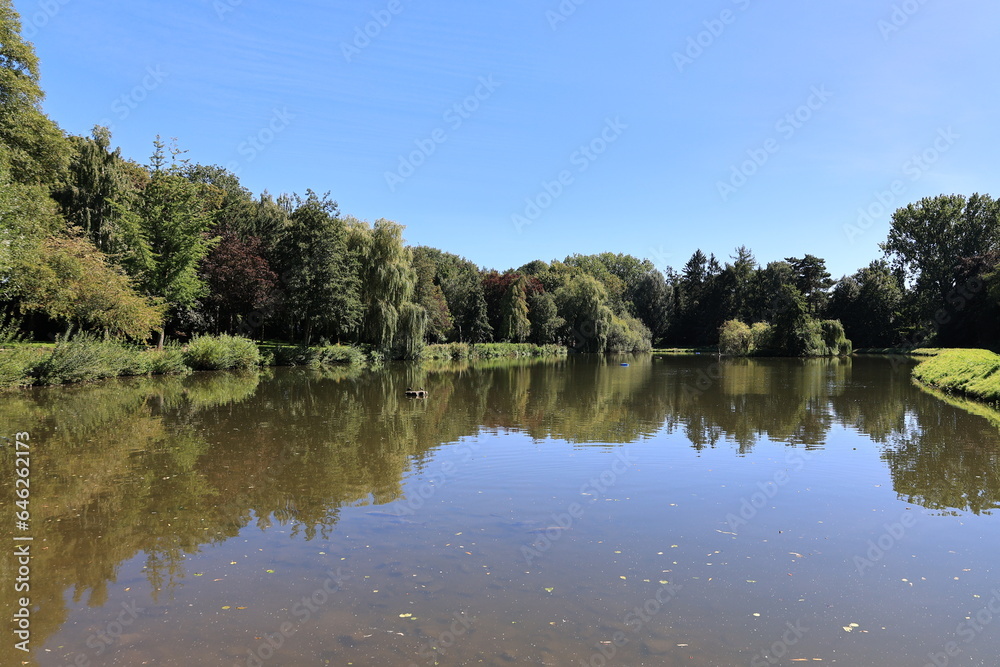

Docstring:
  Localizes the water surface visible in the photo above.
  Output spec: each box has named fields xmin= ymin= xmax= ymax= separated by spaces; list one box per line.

xmin=2 ymin=355 xmax=999 ymax=666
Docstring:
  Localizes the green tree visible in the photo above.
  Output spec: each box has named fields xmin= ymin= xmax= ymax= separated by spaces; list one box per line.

xmin=554 ymin=273 xmax=611 ymax=352
xmin=412 ymin=247 xmax=453 ymax=342
xmin=347 ymin=217 xmax=416 ymax=352
xmin=785 ymin=254 xmax=834 ymax=316
xmin=115 ymin=140 xmax=218 ymax=346
xmin=881 ymin=193 xmax=1000 ymax=323
xmin=54 ymin=126 xmax=139 ymax=255
xmin=527 ymin=290 xmax=563 ymax=344
xmin=498 ymin=274 xmax=531 ymax=342
xmin=14 ymin=234 xmax=165 ymax=339
xmin=0 ymin=0 xmax=69 ymax=185
xmin=275 ymin=192 xmax=359 ymax=344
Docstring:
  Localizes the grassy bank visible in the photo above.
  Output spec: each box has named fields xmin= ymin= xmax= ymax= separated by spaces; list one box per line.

xmin=0 ymin=335 xmax=371 ymax=389
xmin=651 ymin=347 xmax=718 ymax=355
xmin=423 ymin=342 xmax=567 ymax=360
xmin=911 ymin=348 xmax=1000 ymax=403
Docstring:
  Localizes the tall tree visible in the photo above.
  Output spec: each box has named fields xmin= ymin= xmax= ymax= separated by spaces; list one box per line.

xmin=54 ymin=126 xmax=138 ymax=255
xmin=881 ymin=193 xmax=1000 ymax=324
xmin=115 ymin=140 xmax=219 ymax=346
xmin=0 ymin=0 xmax=69 ymax=185
xmin=785 ymin=254 xmax=834 ymax=316
xmin=348 ymin=217 xmax=416 ymax=352
xmin=275 ymin=192 xmax=359 ymax=345
xmin=498 ymin=273 xmax=532 ymax=343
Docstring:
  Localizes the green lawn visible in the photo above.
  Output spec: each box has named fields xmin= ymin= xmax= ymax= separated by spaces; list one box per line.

xmin=911 ymin=348 xmax=1000 ymax=403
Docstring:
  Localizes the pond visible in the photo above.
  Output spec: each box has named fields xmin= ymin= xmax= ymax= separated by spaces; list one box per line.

xmin=2 ymin=354 xmax=1000 ymax=666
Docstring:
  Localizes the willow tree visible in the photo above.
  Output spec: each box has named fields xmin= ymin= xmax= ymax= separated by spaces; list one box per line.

xmin=347 ymin=217 xmax=417 ymax=352
xmin=498 ymin=274 xmax=531 ymax=342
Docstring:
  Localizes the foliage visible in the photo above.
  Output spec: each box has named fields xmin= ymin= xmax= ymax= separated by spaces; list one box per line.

xmin=263 ymin=343 xmax=366 ymax=367
xmin=0 ymin=347 xmax=36 ymax=388
xmin=275 ymin=192 xmax=360 ymax=344
xmin=348 ymin=217 xmax=416 ymax=352
xmin=182 ymin=334 xmax=262 ymax=371
xmin=13 ymin=233 xmax=165 ymax=339
xmin=0 ymin=0 xmax=70 ymax=185
xmin=719 ymin=319 xmax=753 ymax=356
xmin=200 ymin=227 xmax=277 ymax=335
xmin=912 ymin=348 xmax=1000 ymax=403
xmin=31 ymin=334 xmax=147 ymax=385
xmin=113 ymin=140 xmax=219 ymax=345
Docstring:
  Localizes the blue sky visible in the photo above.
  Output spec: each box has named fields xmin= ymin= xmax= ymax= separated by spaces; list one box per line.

xmin=14 ymin=0 xmax=1000 ymax=278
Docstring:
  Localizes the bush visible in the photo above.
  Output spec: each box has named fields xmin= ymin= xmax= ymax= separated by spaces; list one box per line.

xmin=32 ymin=334 xmax=140 ymax=385
xmin=143 ymin=346 xmax=191 ymax=375
xmin=821 ymin=319 xmax=853 ymax=356
xmin=606 ymin=314 xmax=652 ymax=353
xmin=719 ymin=320 xmax=753 ymax=356
xmin=183 ymin=335 xmax=261 ymax=371
xmin=750 ymin=322 xmax=773 ymax=352
xmin=265 ymin=344 xmax=365 ymax=367
xmin=0 ymin=348 xmax=38 ymax=389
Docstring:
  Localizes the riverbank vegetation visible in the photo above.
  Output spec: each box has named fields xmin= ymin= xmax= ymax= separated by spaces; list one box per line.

xmin=1 ymin=2 xmax=999 ymax=373
xmin=911 ymin=349 xmax=1000 ymax=404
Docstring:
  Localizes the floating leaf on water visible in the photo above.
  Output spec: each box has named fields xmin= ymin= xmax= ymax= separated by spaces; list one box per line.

xmin=399 ymin=613 xmax=412 ymax=618
xmin=544 ymin=587 xmax=554 ymax=593
xmin=266 ymin=569 xmax=275 ymax=573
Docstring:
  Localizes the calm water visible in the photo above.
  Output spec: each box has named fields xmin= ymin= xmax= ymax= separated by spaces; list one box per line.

xmin=2 ymin=355 xmax=1000 ymax=666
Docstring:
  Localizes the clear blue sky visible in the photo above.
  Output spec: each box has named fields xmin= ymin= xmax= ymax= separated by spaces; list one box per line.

xmin=14 ymin=0 xmax=1000 ymax=278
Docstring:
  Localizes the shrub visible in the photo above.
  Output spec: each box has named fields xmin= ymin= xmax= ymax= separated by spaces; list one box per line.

xmin=183 ymin=335 xmax=261 ymax=371
xmin=750 ymin=322 xmax=773 ymax=353
xmin=143 ymin=346 xmax=190 ymax=375
xmin=821 ymin=319 xmax=852 ymax=356
xmin=0 ymin=348 xmax=37 ymax=389
xmin=606 ymin=314 xmax=652 ymax=353
xmin=719 ymin=319 xmax=753 ymax=356
xmin=32 ymin=334 xmax=139 ymax=385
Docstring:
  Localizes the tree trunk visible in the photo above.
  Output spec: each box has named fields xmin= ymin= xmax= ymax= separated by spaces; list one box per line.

xmin=156 ymin=329 xmax=165 ymax=350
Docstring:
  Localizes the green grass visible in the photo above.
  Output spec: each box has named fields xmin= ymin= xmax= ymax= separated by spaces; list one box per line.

xmin=911 ymin=348 xmax=1000 ymax=403
xmin=651 ymin=347 xmax=718 ymax=355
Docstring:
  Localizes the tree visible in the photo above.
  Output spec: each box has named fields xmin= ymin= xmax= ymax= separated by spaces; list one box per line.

xmin=114 ymin=140 xmax=219 ymax=346
xmin=14 ymin=233 xmax=164 ymax=339
xmin=881 ymin=193 xmax=1000 ymax=324
xmin=0 ymin=0 xmax=69 ymax=185
xmin=785 ymin=254 xmax=833 ymax=316
xmin=629 ymin=270 xmax=672 ymax=344
xmin=527 ymin=290 xmax=563 ymax=344
xmin=200 ymin=227 xmax=278 ymax=337
xmin=275 ymin=192 xmax=359 ymax=345
xmin=54 ymin=126 xmax=139 ymax=255
xmin=721 ymin=246 xmax=757 ymax=322
xmin=412 ymin=247 xmax=453 ymax=342
xmin=829 ymin=260 xmax=904 ymax=348
xmin=498 ymin=274 xmax=532 ymax=343
xmin=348 ymin=217 xmax=416 ymax=352
xmin=554 ymin=274 xmax=612 ymax=352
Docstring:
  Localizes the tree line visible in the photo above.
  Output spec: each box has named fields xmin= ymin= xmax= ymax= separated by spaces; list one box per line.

xmin=1 ymin=1 xmax=998 ymax=356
